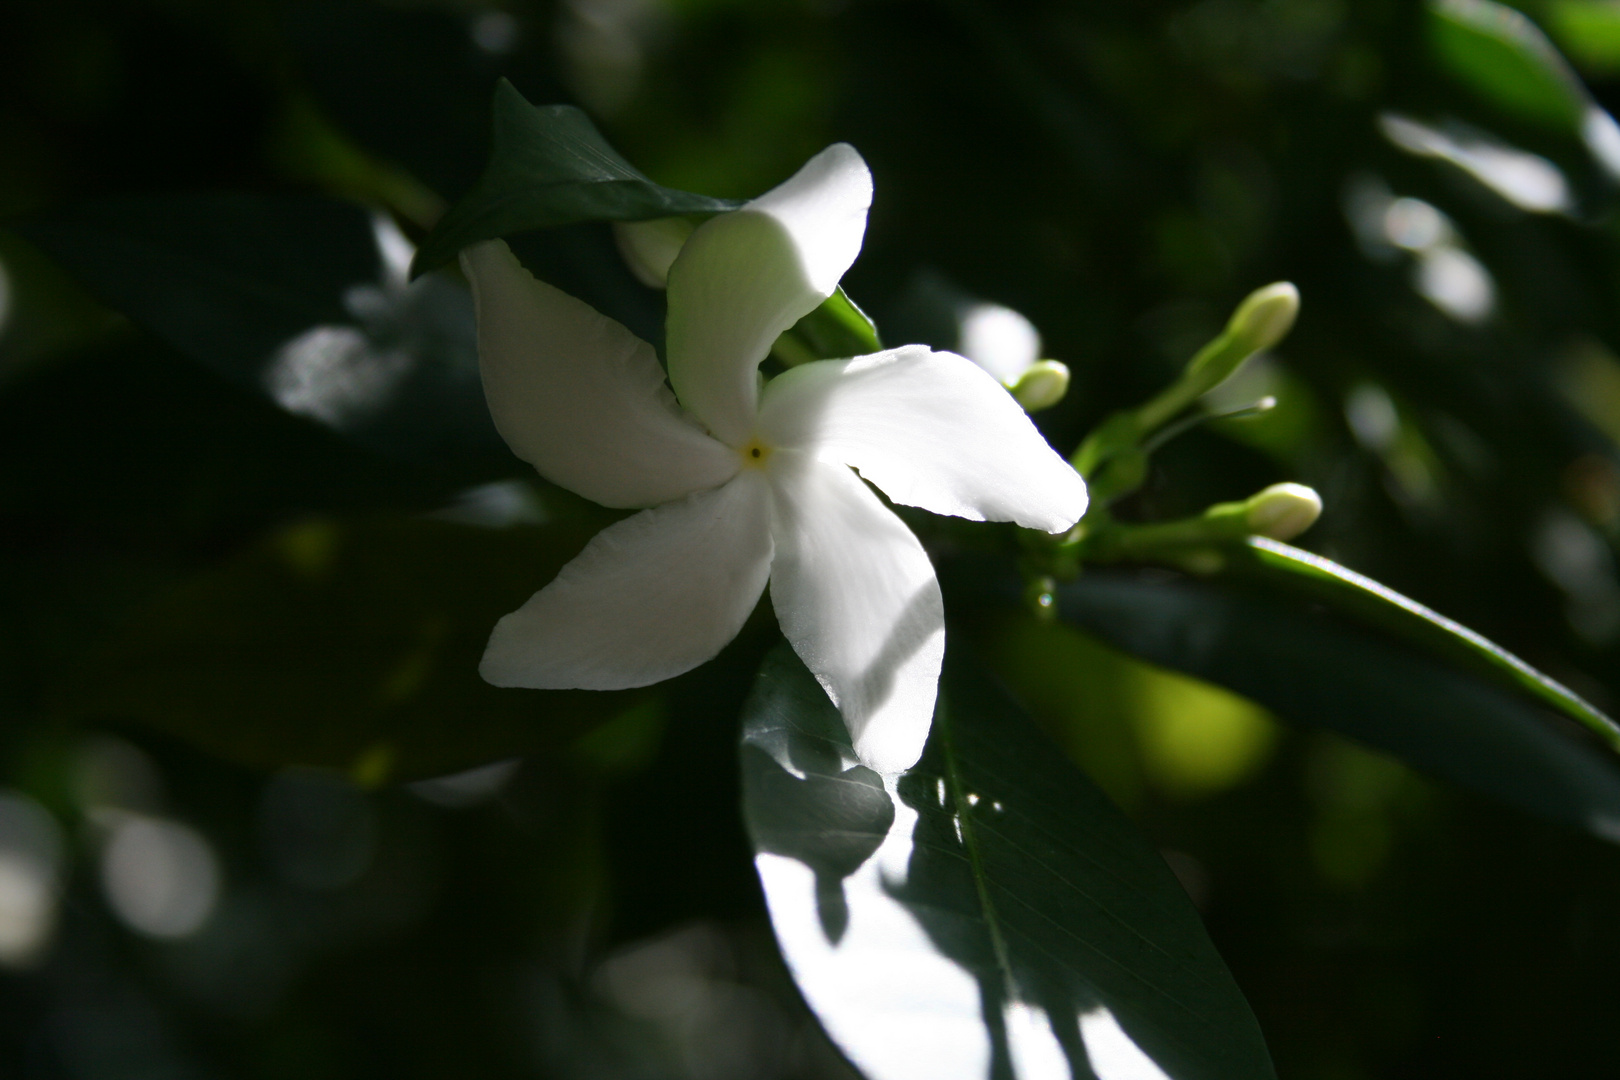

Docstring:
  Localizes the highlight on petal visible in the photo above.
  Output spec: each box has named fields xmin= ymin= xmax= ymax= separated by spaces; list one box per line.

xmin=461 ymin=240 xmax=739 ymax=508
xmin=480 ymin=471 xmax=773 ymax=689
xmin=746 ymin=143 xmax=874 ymax=297
xmin=758 ymin=345 xmax=1088 ymax=533
xmin=766 ymin=451 xmax=944 ymax=774
xmin=665 ymin=144 xmax=873 ymax=445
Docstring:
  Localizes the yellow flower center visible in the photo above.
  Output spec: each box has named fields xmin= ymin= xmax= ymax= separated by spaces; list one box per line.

xmin=739 ymin=437 xmax=773 ymax=469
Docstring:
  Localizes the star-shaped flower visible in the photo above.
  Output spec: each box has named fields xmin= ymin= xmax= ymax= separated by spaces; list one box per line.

xmin=460 ymin=144 xmax=1086 ymax=773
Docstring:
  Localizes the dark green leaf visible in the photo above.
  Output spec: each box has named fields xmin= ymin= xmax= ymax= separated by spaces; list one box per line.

xmin=1231 ymin=537 xmax=1620 ymax=752
xmin=1428 ymin=0 xmax=1589 ymax=132
xmin=1058 ymin=570 xmax=1620 ymax=842
xmin=412 ymin=80 xmax=742 ymax=275
xmin=17 ymin=194 xmax=503 ymax=467
xmin=741 ymin=644 xmax=1275 ymax=1080
xmin=53 ymin=515 xmax=648 ymax=779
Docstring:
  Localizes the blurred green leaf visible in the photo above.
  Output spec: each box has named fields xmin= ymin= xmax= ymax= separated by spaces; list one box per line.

xmin=1428 ymin=0 xmax=1589 ymax=131
xmin=17 ymin=194 xmax=503 ymax=468
xmin=52 ymin=516 xmax=647 ymax=779
xmin=979 ymin=612 xmax=1280 ymax=808
xmin=1546 ymin=0 xmax=1620 ymax=73
xmin=1058 ymin=571 xmax=1620 ymax=843
xmin=412 ymin=80 xmax=741 ymax=275
xmin=741 ymin=644 xmax=1275 ymax=1080
xmin=1231 ymin=537 xmax=1620 ymax=752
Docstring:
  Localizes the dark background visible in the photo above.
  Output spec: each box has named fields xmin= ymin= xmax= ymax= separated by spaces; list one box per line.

xmin=3 ymin=0 xmax=1620 ymax=1076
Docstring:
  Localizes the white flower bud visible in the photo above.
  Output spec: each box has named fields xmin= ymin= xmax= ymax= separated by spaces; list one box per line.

xmin=1245 ymin=482 xmax=1322 ymax=540
xmin=612 ymin=217 xmax=695 ymax=289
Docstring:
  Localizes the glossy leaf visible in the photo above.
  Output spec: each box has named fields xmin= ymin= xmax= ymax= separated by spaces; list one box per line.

xmin=1057 ymin=570 xmax=1620 ymax=842
xmin=1231 ymin=537 xmax=1620 ymax=751
xmin=741 ymin=644 xmax=1275 ymax=1080
xmin=412 ymin=79 xmax=742 ymax=275
xmin=52 ymin=515 xmax=649 ymax=779
xmin=1428 ymin=0 xmax=1588 ymax=131
xmin=17 ymin=194 xmax=503 ymax=466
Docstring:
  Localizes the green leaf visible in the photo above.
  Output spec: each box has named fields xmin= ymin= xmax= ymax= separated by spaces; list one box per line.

xmin=771 ymin=287 xmax=885 ymax=366
xmin=741 ymin=644 xmax=1275 ymax=1080
xmin=801 ymin=286 xmax=884 ymax=356
xmin=1546 ymin=0 xmax=1620 ymax=74
xmin=1428 ymin=0 xmax=1589 ymax=132
xmin=1057 ymin=570 xmax=1620 ymax=842
xmin=412 ymin=80 xmax=742 ymax=275
xmin=17 ymin=194 xmax=503 ymax=468
xmin=52 ymin=515 xmax=649 ymax=780
xmin=1232 ymin=538 xmax=1620 ymax=752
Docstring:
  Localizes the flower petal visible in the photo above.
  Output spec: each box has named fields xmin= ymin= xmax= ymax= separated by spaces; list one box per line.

xmin=462 ymin=240 xmax=739 ymax=508
xmin=481 ymin=470 xmax=773 ymax=689
xmin=758 ymin=345 xmax=1088 ymax=532
xmin=665 ymin=144 xmax=873 ymax=445
xmin=767 ymin=451 xmax=944 ymax=774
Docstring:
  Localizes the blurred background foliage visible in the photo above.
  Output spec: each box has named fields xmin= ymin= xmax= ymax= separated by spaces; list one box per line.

xmin=4 ymin=0 xmax=1620 ymax=1076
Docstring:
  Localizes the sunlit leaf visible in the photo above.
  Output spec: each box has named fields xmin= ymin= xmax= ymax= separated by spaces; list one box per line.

xmin=17 ymin=194 xmax=503 ymax=467
xmin=802 ymin=287 xmax=884 ymax=355
xmin=412 ymin=80 xmax=742 ymax=275
xmin=52 ymin=516 xmax=648 ymax=780
xmin=1428 ymin=0 xmax=1588 ymax=131
xmin=1058 ymin=569 xmax=1620 ymax=843
xmin=741 ymin=644 xmax=1275 ymax=1080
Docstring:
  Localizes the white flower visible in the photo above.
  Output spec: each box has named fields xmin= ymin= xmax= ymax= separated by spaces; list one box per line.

xmin=459 ymin=144 xmax=1086 ymax=773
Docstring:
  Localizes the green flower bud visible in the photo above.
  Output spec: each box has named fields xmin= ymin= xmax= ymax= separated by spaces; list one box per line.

xmin=1226 ymin=282 xmax=1300 ymax=357
xmin=612 ymin=217 xmax=695 ymax=289
xmin=1136 ymin=282 xmax=1301 ymax=435
xmin=1009 ymin=360 xmax=1070 ymax=412
xmin=1244 ymin=482 xmax=1322 ymax=540
xmin=1182 ymin=282 xmax=1299 ymax=394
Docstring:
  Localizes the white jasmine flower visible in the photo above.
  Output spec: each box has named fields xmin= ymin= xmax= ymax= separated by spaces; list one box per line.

xmin=460 ymin=144 xmax=1086 ymax=773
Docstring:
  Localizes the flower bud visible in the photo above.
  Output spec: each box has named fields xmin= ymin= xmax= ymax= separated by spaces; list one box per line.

xmin=1244 ymin=482 xmax=1322 ymax=541
xmin=1139 ymin=282 xmax=1301 ymax=434
xmin=1226 ymin=282 xmax=1299 ymax=357
xmin=612 ymin=217 xmax=695 ymax=289
xmin=1010 ymin=360 xmax=1070 ymax=412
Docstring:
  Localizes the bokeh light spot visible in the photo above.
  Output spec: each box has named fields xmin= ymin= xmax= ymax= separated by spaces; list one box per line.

xmin=101 ymin=815 xmax=220 ymax=939
xmin=0 ymin=791 xmax=65 ymax=968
